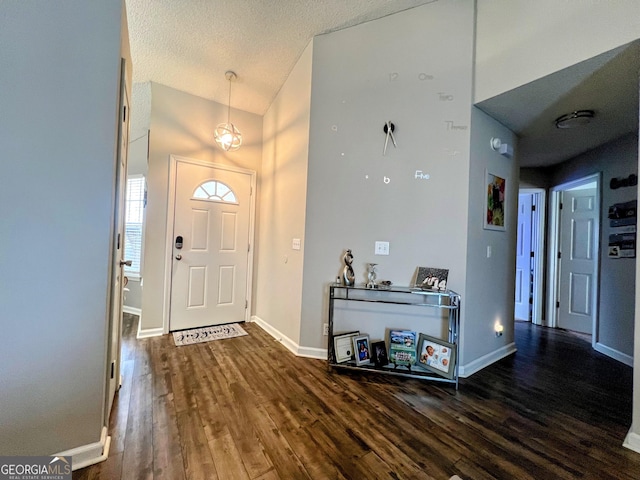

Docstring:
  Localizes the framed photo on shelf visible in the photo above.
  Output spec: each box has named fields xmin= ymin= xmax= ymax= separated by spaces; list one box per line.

xmin=353 ymin=334 xmax=372 ymax=366
xmin=484 ymin=170 xmax=506 ymax=231
xmin=388 ymin=330 xmax=417 ymax=367
xmin=333 ymin=331 xmax=359 ymax=363
xmin=416 ymin=333 xmax=456 ymax=379
xmin=371 ymin=341 xmax=389 ymax=367
xmin=415 ymin=267 xmax=449 ymax=291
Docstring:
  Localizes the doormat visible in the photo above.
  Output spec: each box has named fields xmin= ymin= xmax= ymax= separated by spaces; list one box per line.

xmin=173 ymin=323 xmax=248 ymax=346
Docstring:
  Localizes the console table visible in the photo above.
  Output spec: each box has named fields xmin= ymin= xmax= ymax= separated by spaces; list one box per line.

xmin=327 ymin=284 xmax=461 ymax=389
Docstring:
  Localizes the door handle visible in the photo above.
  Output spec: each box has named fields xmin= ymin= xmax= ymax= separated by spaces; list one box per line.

xmin=175 ymin=254 xmax=182 ymax=261
xmin=120 ymin=260 xmax=132 ymax=267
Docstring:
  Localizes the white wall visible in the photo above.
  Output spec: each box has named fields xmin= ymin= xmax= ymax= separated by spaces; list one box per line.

xmin=0 ymin=0 xmax=127 ymax=456
xmin=549 ymin=134 xmax=638 ymax=361
xmin=127 ymin=82 xmax=151 ymax=179
xmin=124 ymin=83 xmax=150 ymax=312
xmin=301 ymin=2 xmax=475 ymax=351
xmin=475 ymin=0 xmax=640 ymax=102
xmin=140 ymin=83 xmax=263 ymax=333
xmin=254 ymin=42 xmax=313 ymax=347
xmin=130 ymin=81 xmax=151 ymax=161
xmin=124 ymin=278 xmax=143 ymax=311
xmin=464 ymin=107 xmax=519 ymax=372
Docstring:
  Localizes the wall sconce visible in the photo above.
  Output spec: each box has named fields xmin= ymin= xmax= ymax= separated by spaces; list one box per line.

xmin=490 ymin=137 xmax=513 ymax=158
xmin=214 ymin=71 xmax=243 ymax=152
xmin=495 ymin=322 xmax=504 ymax=337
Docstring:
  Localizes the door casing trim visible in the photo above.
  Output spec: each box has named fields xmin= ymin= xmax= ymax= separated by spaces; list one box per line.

xmin=163 ymin=154 xmax=257 ymax=334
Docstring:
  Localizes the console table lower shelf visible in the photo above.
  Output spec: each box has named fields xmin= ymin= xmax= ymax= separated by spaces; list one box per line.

xmin=328 ymin=360 xmax=458 ymax=387
xmin=327 ymin=284 xmax=460 ymax=390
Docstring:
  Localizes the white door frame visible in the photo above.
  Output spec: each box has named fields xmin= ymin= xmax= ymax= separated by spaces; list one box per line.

xmin=547 ymin=173 xmax=600 ymax=345
xmin=518 ymin=188 xmax=546 ymax=326
xmin=162 ymin=155 xmax=256 ymax=334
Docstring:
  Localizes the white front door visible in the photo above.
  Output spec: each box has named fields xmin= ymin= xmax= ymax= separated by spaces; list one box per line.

xmin=515 ymin=193 xmax=533 ymax=321
xmin=557 ymin=186 xmax=598 ymax=334
xmin=169 ymin=159 xmax=252 ymax=331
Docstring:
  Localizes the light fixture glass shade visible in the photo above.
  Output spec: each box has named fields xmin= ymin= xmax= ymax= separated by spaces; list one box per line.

xmin=214 ymin=70 xmax=242 ymax=152
xmin=555 ymin=110 xmax=594 ymax=129
xmin=214 ymin=122 xmax=242 ymax=151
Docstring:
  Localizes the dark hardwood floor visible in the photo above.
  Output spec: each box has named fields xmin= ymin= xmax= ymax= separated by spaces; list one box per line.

xmin=74 ymin=316 xmax=639 ymax=479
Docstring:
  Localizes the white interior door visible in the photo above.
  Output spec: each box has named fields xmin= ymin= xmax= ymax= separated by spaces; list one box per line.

xmin=515 ymin=193 xmax=533 ymax=321
xmin=169 ymin=160 xmax=252 ymax=331
xmin=107 ymin=60 xmax=129 ymax=417
xmin=557 ymin=186 xmax=598 ymax=334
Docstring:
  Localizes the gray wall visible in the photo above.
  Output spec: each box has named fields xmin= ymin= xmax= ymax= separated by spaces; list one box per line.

xmin=0 ymin=0 xmax=127 ymax=455
xmin=464 ymin=107 xmax=519 ymax=368
xmin=301 ymin=2 xmax=475 ymax=355
xmin=520 ymin=167 xmax=552 ymax=190
xmin=550 ymin=134 xmax=638 ymax=359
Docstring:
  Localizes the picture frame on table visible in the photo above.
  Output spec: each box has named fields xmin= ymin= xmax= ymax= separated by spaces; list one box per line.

xmin=353 ymin=334 xmax=372 ymax=366
xmin=484 ymin=170 xmax=506 ymax=231
xmin=416 ymin=333 xmax=456 ymax=379
xmin=371 ymin=341 xmax=389 ymax=367
xmin=333 ymin=331 xmax=360 ymax=364
xmin=388 ymin=330 xmax=417 ymax=368
xmin=415 ymin=267 xmax=449 ymax=291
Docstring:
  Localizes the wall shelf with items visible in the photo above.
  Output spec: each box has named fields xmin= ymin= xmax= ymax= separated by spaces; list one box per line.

xmin=327 ymin=284 xmax=461 ymax=389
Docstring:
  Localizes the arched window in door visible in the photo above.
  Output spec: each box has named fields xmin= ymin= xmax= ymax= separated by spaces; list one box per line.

xmin=192 ymin=180 xmax=238 ymax=204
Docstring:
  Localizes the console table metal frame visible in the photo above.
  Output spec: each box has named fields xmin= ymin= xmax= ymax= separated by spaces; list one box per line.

xmin=327 ymin=284 xmax=461 ymax=389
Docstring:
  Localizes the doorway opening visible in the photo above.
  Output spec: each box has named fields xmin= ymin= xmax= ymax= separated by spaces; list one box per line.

xmin=547 ymin=173 xmax=600 ymax=346
xmin=515 ymin=188 xmax=546 ymax=326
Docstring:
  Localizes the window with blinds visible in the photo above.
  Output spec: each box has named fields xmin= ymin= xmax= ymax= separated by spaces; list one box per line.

xmin=124 ymin=175 xmax=145 ymax=277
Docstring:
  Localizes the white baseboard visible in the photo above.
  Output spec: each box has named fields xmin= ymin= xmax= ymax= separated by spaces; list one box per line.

xmin=297 ymin=345 xmax=327 ymax=359
xmin=137 ymin=321 xmax=163 ymax=339
xmin=55 ymin=426 xmax=110 ymax=471
xmin=624 ymin=430 xmax=640 ymax=454
xmin=123 ymin=306 xmax=142 ymax=316
xmin=594 ymin=342 xmax=633 ymax=367
xmin=458 ymin=342 xmax=517 ymax=378
xmin=251 ymin=315 xmax=327 ymax=360
xmin=132 ymin=311 xmax=165 ymax=338
xmin=251 ymin=316 xmax=520 ymax=376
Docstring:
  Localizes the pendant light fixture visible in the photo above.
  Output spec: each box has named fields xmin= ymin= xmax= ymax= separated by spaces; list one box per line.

xmin=214 ymin=71 xmax=242 ymax=151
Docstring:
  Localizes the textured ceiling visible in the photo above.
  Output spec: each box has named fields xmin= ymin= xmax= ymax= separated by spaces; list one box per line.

xmin=126 ymin=0 xmax=437 ymax=115
xmin=126 ymin=1 xmax=639 ymax=168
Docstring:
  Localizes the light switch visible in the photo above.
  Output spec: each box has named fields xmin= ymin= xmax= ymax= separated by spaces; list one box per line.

xmin=487 ymin=245 xmax=492 ymax=258
xmin=375 ymin=241 xmax=390 ymax=255
xmin=292 ymin=238 xmax=301 ymax=250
